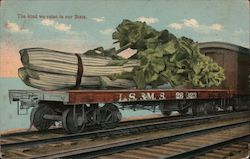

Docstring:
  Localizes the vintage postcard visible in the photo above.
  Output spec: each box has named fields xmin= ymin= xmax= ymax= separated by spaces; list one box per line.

xmin=0 ymin=0 xmax=249 ymax=158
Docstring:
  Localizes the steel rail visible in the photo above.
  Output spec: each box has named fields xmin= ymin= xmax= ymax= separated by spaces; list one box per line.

xmin=164 ymin=134 xmax=249 ymax=159
xmin=1 ymin=114 xmax=188 ymax=138
xmin=2 ymin=110 xmax=247 ymax=138
xmin=29 ymin=121 xmax=250 ymax=159
xmin=1 ymin=111 xmax=249 ymax=150
xmin=0 ymin=128 xmax=63 ymax=138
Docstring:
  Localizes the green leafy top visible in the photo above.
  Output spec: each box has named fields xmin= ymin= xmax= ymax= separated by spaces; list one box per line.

xmin=87 ymin=19 xmax=225 ymax=89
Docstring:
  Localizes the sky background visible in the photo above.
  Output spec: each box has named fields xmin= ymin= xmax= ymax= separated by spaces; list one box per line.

xmin=0 ymin=0 xmax=249 ymax=77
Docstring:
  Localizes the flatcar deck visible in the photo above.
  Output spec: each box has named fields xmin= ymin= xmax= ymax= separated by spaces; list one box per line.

xmin=9 ymin=88 xmax=235 ymax=105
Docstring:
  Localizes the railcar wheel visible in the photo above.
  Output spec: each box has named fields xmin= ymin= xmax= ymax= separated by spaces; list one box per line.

xmin=178 ymin=108 xmax=188 ymax=115
xmin=104 ymin=104 xmax=122 ymax=122
xmin=206 ymin=104 xmax=216 ymax=114
xmin=31 ymin=104 xmax=55 ymax=131
xmin=62 ymin=107 xmax=86 ymax=133
xmin=161 ymin=111 xmax=172 ymax=116
xmin=99 ymin=105 xmax=119 ymax=129
xmin=232 ymin=103 xmax=242 ymax=111
xmin=192 ymin=103 xmax=212 ymax=116
xmin=86 ymin=107 xmax=97 ymax=126
xmin=192 ymin=104 xmax=206 ymax=116
xmin=159 ymin=103 xmax=171 ymax=116
xmin=178 ymin=101 xmax=192 ymax=115
xmin=192 ymin=106 xmax=199 ymax=116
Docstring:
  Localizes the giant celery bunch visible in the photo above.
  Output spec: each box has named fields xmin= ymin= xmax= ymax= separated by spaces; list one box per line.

xmin=111 ymin=19 xmax=225 ymax=88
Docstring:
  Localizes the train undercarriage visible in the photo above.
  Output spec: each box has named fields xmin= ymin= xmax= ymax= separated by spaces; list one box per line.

xmin=30 ymin=102 xmax=122 ymax=133
xmin=29 ymin=96 xmax=249 ymax=134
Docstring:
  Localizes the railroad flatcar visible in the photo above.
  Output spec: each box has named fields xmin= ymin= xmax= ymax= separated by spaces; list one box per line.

xmin=9 ymin=42 xmax=250 ymax=133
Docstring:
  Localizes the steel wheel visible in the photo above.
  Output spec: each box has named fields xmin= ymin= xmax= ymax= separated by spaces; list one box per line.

xmin=178 ymin=101 xmax=191 ymax=115
xmin=62 ymin=107 xmax=86 ymax=133
xmin=192 ymin=103 xmax=207 ymax=116
xmin=159 ymin=103 xmax=171 ymax=116
xmin=161 ymin=111 xmax=172 ymax=116
xmin=99 ymin=105 xmax=119 ymax=129
xmin=104 ymin=104 xmax=122 ymax=122
xmin=31 ymin=104 xmax=55 ymax=131
xmin=86 ymin=108 xmax=95 ymax=125
xmin=206 ymin=104 xmax=216 ymax=114
xmin=178 ymin=108 xmax=188 ymax=115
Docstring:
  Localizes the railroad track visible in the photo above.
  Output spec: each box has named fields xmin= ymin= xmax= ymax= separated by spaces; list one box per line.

xmin=1 ymin=114 xmax=190 ymax=145
xmin=188 ymin=140 xmax=249 ymax=159
xmin=0 ymin=114 xmax=184 ymax=138
xmin=0 ymin=111 xmax=236 ymax=138
xmin=31 ymin=121 xmax=250 ymax=159
xmin=1 ymin=111 xmax=249 ymax=159
xmin=1 ymin=112 xmax=247 ymax=149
